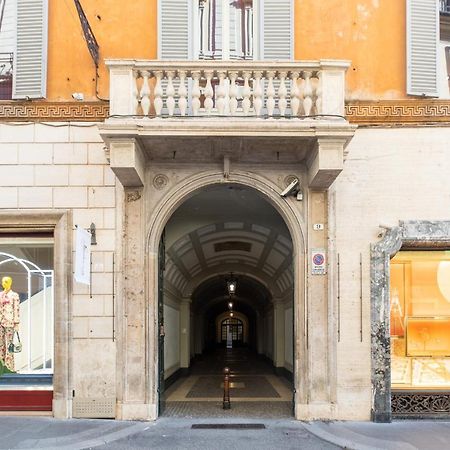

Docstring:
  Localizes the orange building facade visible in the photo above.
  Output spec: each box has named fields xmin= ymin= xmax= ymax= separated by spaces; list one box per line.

xmin=0 ymin=0 xmax=449 ymax=423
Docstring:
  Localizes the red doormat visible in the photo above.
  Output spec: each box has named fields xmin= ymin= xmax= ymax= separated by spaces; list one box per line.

xmin=0 ymin=391 xmax=53 ymax=411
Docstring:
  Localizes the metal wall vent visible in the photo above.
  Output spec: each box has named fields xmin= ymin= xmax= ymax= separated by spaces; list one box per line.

xmin=214 ymin=242 xmax=252 ymax=253
xmin=72 ymin=397 xmax=116 ymax=418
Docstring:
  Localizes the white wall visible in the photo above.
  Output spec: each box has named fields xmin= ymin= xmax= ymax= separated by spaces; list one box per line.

xmin=332 ymin=126 xmax=450 ymax=419
xmin=163 ymin=304 xmax=180 ymax=378
xmin=0 ymin=122 xmax=118 ymax=404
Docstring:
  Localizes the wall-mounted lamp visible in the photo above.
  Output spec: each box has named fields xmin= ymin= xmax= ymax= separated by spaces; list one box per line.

xmin=228 ymin=301 xmax=233 ymax=310
xmin=230 ymin=311 xmax=234 ymax=317
xmin=89 ymin=222 xmax=97 ymax=246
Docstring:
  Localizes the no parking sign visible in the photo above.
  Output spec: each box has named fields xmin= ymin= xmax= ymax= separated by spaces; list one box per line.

xmin=311 ymin=248 xmax=326 ymax=275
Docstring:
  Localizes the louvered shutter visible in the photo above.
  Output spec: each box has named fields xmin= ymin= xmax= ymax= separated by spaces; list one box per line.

xmin=407 ymin=0 xmax=438 ymax=97
xmin=12 ymin=0 xmax=48 ymax=99
xmin=261 ymin=0 xmax=292 ymax=60
xmin=159 ymin=0 xmax=189 ymax=59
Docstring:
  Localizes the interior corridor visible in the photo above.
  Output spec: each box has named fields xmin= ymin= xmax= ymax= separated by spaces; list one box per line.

xmin=160 ymin=184 xmax=296 ymax=418
xmin=163 ymin=347 xmax=293 ymax=418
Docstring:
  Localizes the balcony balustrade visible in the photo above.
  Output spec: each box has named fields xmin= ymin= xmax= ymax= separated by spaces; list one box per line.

xmin=441 ymin=0 xmax=450 ymax=14
xmin=107 ymin=59 xmax=349 ymax=120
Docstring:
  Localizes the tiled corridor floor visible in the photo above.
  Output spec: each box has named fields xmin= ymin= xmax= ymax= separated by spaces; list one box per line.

xmin=162 ymin=348 xmax=293 ymax=418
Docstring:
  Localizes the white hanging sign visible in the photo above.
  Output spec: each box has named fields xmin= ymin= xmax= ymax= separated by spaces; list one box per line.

xmin=74 ymin=226 xmax=91 ymax=285
xmin=311 ymin=248 xmax=326 ymax=275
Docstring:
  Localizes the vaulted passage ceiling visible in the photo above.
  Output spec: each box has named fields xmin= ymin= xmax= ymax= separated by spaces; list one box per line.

xmin=164 ymin=185 xmax=294 ymax=302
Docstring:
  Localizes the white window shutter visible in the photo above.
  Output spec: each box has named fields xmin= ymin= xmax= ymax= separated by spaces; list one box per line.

xmin=261 ymin=0 xmax=292 ymax=60
xmin=407 ymin=0 xmax=438 ymax=97
xmin=159 ymin=0 xmax=189 ymax=60
xmin=12 ymin=0 xmax=48 ymax=99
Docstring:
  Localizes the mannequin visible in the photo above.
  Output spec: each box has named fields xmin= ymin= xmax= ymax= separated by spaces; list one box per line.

xmin=0 ymin=276 xmax=20 ymax=372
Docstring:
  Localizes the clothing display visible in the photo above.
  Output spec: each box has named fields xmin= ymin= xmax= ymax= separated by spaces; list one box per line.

xmin=0 ymin=288 xmax=20 ymax=372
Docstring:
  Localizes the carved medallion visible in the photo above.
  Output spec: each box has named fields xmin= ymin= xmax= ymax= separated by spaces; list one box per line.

xmin=153 ymin=174 xmax=169 ymax=190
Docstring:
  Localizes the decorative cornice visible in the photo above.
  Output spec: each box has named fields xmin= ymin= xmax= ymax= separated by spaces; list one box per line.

xmin=0 ymin=99 xmax=449 ymax=126
xmin=0 ymin=101 xmax=109 ymax=122
xmin=345 ymin=100 xmax=450 ymax=126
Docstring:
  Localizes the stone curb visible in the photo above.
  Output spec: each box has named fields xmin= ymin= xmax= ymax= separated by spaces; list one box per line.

xmin=302 ymin=423 xmax=417 ymax=450
xmin=14 ymin=422 xmax=152 ymax=450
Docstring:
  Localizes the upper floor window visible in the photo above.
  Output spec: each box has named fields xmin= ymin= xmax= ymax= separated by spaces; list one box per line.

xmin=0 ymin=0 xmax=14 ymax=99
xmin=441 ymin=0 xmax=450 ymax=14
xmin=0 ymin=0 xmax=48 ymax=100
xmin=195 ymin=0 xmax=257 ymax=60
xmin=159 ymin=0 xmax=292 ymax=62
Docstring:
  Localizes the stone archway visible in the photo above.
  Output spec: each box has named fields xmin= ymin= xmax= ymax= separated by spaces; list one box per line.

xmin=371 ymin=220 xmax=450 ymax=422
xmin=145 ymin=171 xmax=307 ymax=419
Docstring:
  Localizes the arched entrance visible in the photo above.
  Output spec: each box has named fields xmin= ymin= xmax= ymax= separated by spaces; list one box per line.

xmin=147 ymin=174 xmax=306 ymax=418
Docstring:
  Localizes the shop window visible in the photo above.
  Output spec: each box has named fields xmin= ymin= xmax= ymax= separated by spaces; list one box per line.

xmin=0 ymin=237 xmax=54 ymax=384
xmin=391 ymin=250 xmax=450 ymax=389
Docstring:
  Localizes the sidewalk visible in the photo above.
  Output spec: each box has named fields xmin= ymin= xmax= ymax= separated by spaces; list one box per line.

xmin=304 ymin=420 xmax=450 ymax=450
xmin=0 ymin=416 xmax=449 ymax=449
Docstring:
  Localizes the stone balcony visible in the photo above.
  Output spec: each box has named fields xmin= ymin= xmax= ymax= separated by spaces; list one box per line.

xmin=99 ymin=59 xmax=356 ymax=189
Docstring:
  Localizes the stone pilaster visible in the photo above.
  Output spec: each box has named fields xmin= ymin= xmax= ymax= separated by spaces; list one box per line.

xmin=117 ymin=187 xmax=149 ymax=420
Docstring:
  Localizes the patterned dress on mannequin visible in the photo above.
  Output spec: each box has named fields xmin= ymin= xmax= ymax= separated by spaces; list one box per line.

xmin=0 ymin=290 xmax=20 ymax=372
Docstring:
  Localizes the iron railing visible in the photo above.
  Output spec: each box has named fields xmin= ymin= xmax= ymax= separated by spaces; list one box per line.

xmin=441 ymin=0 xmax=450 ymax=14
xmin=0 ymin=52 xmax=13 ymax=100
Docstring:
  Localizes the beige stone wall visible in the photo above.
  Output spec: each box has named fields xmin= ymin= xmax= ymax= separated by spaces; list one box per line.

xmin=0 ymin=123 xmax=118 ymax=413
xmin=332 ymin=127 xmax=450 ymax=420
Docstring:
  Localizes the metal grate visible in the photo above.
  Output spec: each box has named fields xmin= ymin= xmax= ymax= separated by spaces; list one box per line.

xmin=392 ymin=391 xmax=450 ymax=418
xmin=72 ymin=397 xmax=116 ymax=419
xmin=192 ymin=423 xmax=266 ymax=429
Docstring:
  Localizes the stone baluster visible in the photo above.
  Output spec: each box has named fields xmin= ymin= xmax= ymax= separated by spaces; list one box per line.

xmin=132 ymin=71 xmax=139 ymax=115
xmin=253 ymin=71 xmax=263 ymax=116
xmin=302 ymin=71 xmax=313 ymax=117
xmin=154 ymin=70 xmax=163 ymax=117
xmin=290 ymin=71 xmax=300 ymax=118
xmin=192 ymin=71 xmax=201 ymax=116
xmin=166 ymin=71 xmax=176 ymax=116
xmin=216 ymin=71 xmax=227 ymax=115
xmin=140 ymin=70 xmax=151 ymax=116
xmin=315 ymin=71 xmax=322 ymax=115
xmin=266 ymin=71 xmax=276 ymax=117
xmin=229 ymin=71 xmax=238 ymax=116
xmin=278 ymin=71 xmax=287 ymax=117
xmin=204 ymin=70 xmax=214 ymax=115
xmin=242 ymin=71 xmax=252 ymax=115
xmin=178 ymin=70 xmax=187 ymax=116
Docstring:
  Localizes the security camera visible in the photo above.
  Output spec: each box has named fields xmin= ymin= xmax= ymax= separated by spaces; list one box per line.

xmin=280 ymin=178 xmax=299 ymax=197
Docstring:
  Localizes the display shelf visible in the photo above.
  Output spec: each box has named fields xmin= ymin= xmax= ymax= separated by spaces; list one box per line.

xmin=406 ymin=317 xmax=450 ymax=357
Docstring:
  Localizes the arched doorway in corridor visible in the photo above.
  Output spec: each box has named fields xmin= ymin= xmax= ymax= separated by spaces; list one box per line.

xmin=157 ymin=183 xmax=296 ymax=417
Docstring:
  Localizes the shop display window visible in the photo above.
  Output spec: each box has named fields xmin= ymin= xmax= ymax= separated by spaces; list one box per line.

xmin=391 ymin=250 xmax=450 ymax=389
xmin=0 ymin=238 xmax=54 ymax=385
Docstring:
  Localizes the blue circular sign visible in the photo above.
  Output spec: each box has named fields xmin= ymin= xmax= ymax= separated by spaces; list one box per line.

xmin=313 ymin=253 xmax=324 ymax=265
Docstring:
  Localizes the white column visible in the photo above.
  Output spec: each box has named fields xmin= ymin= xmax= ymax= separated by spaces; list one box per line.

xmin=273 ymin=299 xmax=285 ymax=369
xmin=179 ymin=298 xmax=191 ymax=369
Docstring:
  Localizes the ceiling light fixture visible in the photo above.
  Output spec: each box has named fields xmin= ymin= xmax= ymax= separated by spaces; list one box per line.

xmin=227 ymin=273 xmax=237 ymax=296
